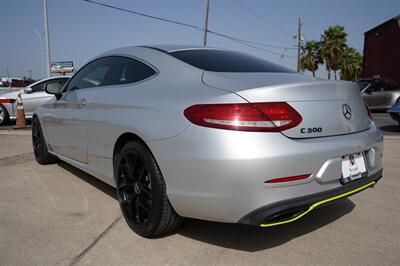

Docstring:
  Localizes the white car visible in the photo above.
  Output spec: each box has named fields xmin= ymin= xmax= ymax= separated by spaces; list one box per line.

xmin=0 ymin=76 xmax=69 ymax=125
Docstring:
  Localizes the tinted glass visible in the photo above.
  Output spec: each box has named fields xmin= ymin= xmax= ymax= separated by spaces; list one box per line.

xmin=103 ymin=57 xmax=156 ymax=86
xmin=66 ymin=57 xmax=115 ymax=91
xmin=356 ymin=81 xmax=370 ymax=91
xmin=31 ymin=81 xmax=45 ymax=92
xmin=169 ymin=49 xmax=294 ymax=73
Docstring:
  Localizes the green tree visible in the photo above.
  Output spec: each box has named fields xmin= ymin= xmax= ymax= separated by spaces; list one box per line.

xmin=320 ymin=25 xmax=348 ymax=80
xmin=340 ymin=47 xmax=362 ymax=81
xmin=300 ymin=40 xmax=322 ymax=77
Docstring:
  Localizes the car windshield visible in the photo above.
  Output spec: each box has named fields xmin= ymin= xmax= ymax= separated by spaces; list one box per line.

xmin=356 ymin=81 xmax=370 ymax=90
xmin=169 ymin=49 xmax=295 ymax=73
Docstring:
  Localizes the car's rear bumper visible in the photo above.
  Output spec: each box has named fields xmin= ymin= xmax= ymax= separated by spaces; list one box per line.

xmin=238 ymin=170 xmax=382 ymax=226
xmin=148 ymin=122 xmax=384 ymax=224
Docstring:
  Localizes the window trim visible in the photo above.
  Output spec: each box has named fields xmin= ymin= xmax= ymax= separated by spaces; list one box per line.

xmin=62 ymin=55 xmax=159 ymax=93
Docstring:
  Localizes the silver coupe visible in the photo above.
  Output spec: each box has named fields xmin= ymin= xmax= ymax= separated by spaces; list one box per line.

xmin=33 ymin=45 xmax=383 ymax=237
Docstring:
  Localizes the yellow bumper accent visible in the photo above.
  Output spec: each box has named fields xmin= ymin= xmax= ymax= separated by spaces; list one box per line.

xmin=260 ymin=181 xmax=376 ymax=227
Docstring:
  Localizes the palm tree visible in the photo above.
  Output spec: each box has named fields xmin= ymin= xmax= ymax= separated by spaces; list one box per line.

xmin=320 ymin=25 xmax=348 ymax=80
xmin=340 ymin=47 xmax=362 ymax=81
xmin=300 ymin=40 xmax=322 ymax=77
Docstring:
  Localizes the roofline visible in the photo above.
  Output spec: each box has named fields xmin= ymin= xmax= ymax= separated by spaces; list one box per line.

xmin=141 ymin=45 xmax=225 ymax=53
xmin=365 ymin=15 xmax=400 ymax=34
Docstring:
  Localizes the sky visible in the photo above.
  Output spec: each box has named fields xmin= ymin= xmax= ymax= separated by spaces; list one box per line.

xmin=1 ymin=0 xmax=399 ymax=80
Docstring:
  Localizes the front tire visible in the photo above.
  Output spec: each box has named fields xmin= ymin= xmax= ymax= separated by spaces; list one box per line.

xmin=0 ymin=104 xmax=9 ymax=126
xmin=114 ymin=141 xmax=182 ymax=237
xmin=32 ymin=118 xmax=58 ymax=164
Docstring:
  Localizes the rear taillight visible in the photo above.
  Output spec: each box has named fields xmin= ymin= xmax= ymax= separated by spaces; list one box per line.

xmin=0 ymin=98 xmax=15 ymax=103
xmin=183 ymin=102 xmax=302 ymax=132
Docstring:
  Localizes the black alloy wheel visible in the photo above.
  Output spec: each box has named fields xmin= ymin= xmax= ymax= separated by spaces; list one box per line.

xmin=117 ymin=151 xmax=153 ymax=225
xmin=115 ymin=141 xmax=182 ymax=237
xmin=32 ymin=118 xmax=58 ymax=164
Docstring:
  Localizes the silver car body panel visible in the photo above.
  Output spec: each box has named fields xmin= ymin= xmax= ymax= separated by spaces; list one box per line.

xmin=34 ymin=45 xmax=384 ymax=224
xmin=203 ymin=72 xmax=372 ymax=138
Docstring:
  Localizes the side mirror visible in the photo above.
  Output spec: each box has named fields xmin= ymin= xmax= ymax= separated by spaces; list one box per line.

xmin=45 ymin=81 xmax=63 ymax=99
xmin=23 ymin=87 xmax=33 ymax=93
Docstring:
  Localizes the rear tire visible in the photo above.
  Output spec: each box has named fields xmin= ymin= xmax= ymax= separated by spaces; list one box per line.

xmin=0 ymin=104 xmax=9 ymax=126
xmin=114 ymin=141 xmax=182 ymax=237
xmin=32 ymin=118 xmax=58 ymax=165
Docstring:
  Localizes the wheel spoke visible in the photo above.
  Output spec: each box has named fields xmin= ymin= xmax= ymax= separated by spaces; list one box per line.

xmin=135 ymin=198 xmax=141 ymax=222
xmin=120 ymin=193 xmax=136 ymax=206
xmin=137 ymin=165 xmax=146 ymax=182
xmin=117 ymin=150 xmax=152 ymax=226
xmin=120 ymin=161 xmax=131 ymax=181
xmin=138 ymin=197 xmax=150 ymax=213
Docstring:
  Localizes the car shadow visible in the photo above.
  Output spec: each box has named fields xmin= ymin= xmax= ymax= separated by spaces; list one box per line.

xmin=57 ymin=161 xmax=355 ymax=251
xmin=57 ymin=161 xmax=117 ymax=200
xmin=176 ymin=199 xmax=355 ymax=252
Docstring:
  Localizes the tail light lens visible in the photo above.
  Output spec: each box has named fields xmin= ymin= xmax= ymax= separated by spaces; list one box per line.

xmin=0 ymin=98 xmax=15 ymax=103
xmin=183 ymin=102 xmax=302 ymax=132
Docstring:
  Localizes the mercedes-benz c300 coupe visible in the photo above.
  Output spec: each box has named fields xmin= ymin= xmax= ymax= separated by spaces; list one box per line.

xmin=32 ymin=45 xmax=383 ymax=237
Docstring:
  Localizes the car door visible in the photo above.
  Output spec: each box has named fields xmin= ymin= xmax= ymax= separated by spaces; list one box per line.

xmin=21 ymin=78 xmax=69 ymax=116
xmin=43 ymin=57 xmax=115 ymax=163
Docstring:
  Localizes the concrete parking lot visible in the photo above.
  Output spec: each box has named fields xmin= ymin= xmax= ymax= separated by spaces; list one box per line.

xmin=1 ymin=114 xmax=399 ymax=265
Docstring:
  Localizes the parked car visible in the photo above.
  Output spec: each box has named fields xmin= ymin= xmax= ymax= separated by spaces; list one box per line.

xmin=357 ymin=78 xmax=400 ymax=111
xmin=387 ymin=99 xmax=400 ymax=125
xmin=33 ymin=45 xmax=383 ymax=237
xmin=0 ymin=76 xmax=69 ymax=125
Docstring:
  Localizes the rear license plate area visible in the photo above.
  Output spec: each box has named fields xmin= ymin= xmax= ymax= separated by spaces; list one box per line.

xmin=341 ymin=152 xmax=368 ymax=184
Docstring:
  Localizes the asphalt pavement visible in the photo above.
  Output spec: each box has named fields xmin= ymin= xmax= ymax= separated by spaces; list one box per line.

xmin=0 ymin=113 xmax=399 ymax=265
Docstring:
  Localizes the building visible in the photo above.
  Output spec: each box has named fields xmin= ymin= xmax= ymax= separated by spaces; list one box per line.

xmin=362 ymin=15 xmax=400 ymax=84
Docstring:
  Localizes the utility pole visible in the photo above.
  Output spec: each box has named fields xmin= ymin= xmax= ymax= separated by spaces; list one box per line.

xmin=297 ymin=16 xmax=303 ymax=72
xmin=33 ymin=29 xmax=45 ymax=79
xmin=203 ymin=0 xmax=210 ymax=46
xmin=43 ymin=0 xmax=51 ymax=78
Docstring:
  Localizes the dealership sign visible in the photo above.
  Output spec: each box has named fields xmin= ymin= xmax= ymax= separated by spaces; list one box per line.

xmin=51 ymin=61 xmax=74 ymax=73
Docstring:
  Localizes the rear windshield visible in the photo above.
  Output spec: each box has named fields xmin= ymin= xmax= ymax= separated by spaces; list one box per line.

xmin=169 ymin=49 xmax=294 ymax=73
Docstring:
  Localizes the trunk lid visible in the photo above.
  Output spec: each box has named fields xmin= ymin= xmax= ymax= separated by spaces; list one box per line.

xmin=202 ymin=72 xmax=372 ymax=138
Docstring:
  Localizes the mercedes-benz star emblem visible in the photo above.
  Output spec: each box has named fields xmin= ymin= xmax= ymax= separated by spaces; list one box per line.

xmin=342 ymin=104 xmax=352 ymax=120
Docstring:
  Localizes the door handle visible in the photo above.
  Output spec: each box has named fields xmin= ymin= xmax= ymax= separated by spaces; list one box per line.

xmin=79 ymin=98 xmax=87 ymax=106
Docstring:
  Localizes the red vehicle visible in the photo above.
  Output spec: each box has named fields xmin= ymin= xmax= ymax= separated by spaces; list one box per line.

xmin=10 ymin=79 xmax=29 ymax=88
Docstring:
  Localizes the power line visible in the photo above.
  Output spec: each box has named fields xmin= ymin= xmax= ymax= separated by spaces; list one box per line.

xmin=81 ymin=0 xmax=296 ymax=59
xmin=213 ymin=0 xmax=297 ymax=50
xmin=232 ymin=0 xmax=292 ymax=38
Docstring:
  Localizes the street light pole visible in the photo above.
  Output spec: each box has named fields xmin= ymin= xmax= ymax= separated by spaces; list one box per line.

xmin=297 ymin=16 xmax=303 ymax=72
xmin=203 ymin=0 xmax=210 ymax=46
xmin=33 ymin=29 xmax=45 ymax=79
xmin=43 ymin=0 xmax=51 ymax=78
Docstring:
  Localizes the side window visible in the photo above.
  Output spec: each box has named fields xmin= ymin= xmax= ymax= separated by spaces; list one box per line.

xmin=31 ymin=81 xmax=46 ymax=92
xmin=103 ymin=57 xmax=156 ymax=86
xmin=66 ymin=57 xmax=115 ymax=91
